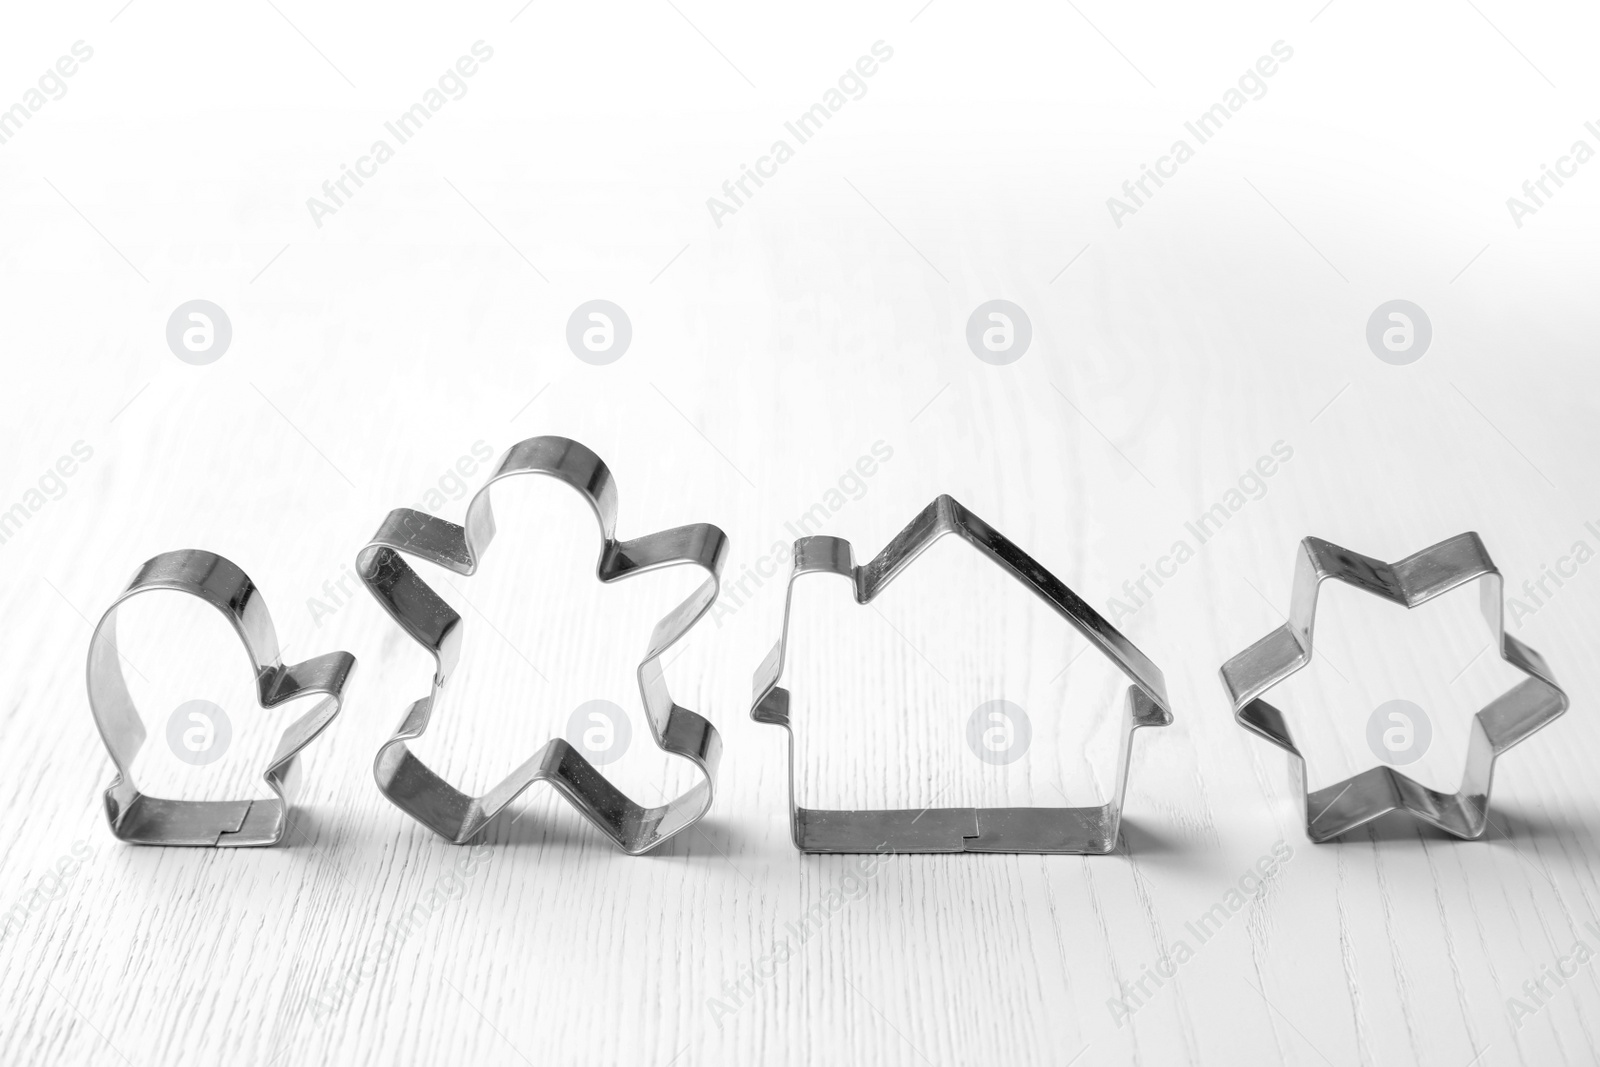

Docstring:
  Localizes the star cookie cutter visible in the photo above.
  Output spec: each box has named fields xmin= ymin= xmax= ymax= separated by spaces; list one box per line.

xmin=88 ymin=550 xmax=356 ymax=846
xmin=1220 ymin=533 xmax=1568 ymax=842
xmin=357 ymin=436 xmax=727 ymax=853
xmin=750 ymin=495 xmax=1173 ymax=854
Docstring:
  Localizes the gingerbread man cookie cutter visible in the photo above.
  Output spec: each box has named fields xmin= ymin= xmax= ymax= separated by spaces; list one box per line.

xmin=357 ymin=436 xmax=727 ymax=853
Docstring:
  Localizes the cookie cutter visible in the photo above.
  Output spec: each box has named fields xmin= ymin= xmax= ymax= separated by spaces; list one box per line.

xmin=1220 ymin=533 xmax=1568 ymax=842
xmin=751 ymin=494 xmax=1173 ymax=854
xmin=88 ymin=550 xmax=356 ymax=846
xmin=357 ymin=436 xmax=727 ymax=853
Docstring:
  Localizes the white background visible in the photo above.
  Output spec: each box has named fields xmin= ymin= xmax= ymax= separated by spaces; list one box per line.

xmin=2 ymin=1 xmax=1599 ymax=1064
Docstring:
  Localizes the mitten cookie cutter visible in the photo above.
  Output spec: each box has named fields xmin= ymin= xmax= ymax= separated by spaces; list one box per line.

xmin=1220 ymin=533 xmax=1568 ymax=842
xmin=751 ymin=495 xmax=1173 ymax=854
xmin=88 ymin=550 xmax=355 ymax=846
xmin=357 ymin=436 xmax=727 ymax=853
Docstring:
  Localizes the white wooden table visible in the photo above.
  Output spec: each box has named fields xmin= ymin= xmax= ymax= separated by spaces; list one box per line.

xmin=2 ymin=2 xmax=1598 ymax=1063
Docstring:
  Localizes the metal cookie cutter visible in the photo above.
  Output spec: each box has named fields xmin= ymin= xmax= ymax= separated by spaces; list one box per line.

xmin=1220 ymin=533 xmax=1568 ymax=842
xmin=751 ymin=495 xmax=1173 ymax=854
xmin=357 ymin=436 xmax=727 ymax=853
xmin=88 ymin=550 xmax=356 ymax=846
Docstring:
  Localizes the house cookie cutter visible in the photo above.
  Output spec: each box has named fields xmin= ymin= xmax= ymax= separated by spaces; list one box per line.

xmin=88 ymin=550 xmax=355 ymax=846
xmin=751 ymin=495 xmax=1172 ymax=854
xmin=1220 ymin=533 xmax=1568 ymax=842
xmin=357 ymin=436 xmax=727 ymax=853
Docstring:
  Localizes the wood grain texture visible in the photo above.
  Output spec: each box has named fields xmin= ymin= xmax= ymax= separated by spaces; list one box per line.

xmin=2 ymin=2 xmax=1599 ymax=1064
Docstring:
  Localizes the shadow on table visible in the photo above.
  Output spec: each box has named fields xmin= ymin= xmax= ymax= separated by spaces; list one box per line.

xmin=1116 ymin=817 xmax=1190 ymax=857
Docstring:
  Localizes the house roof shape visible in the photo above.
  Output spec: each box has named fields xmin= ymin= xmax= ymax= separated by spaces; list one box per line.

xmin=751 ymin=494 xmax=1173 ymax=854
